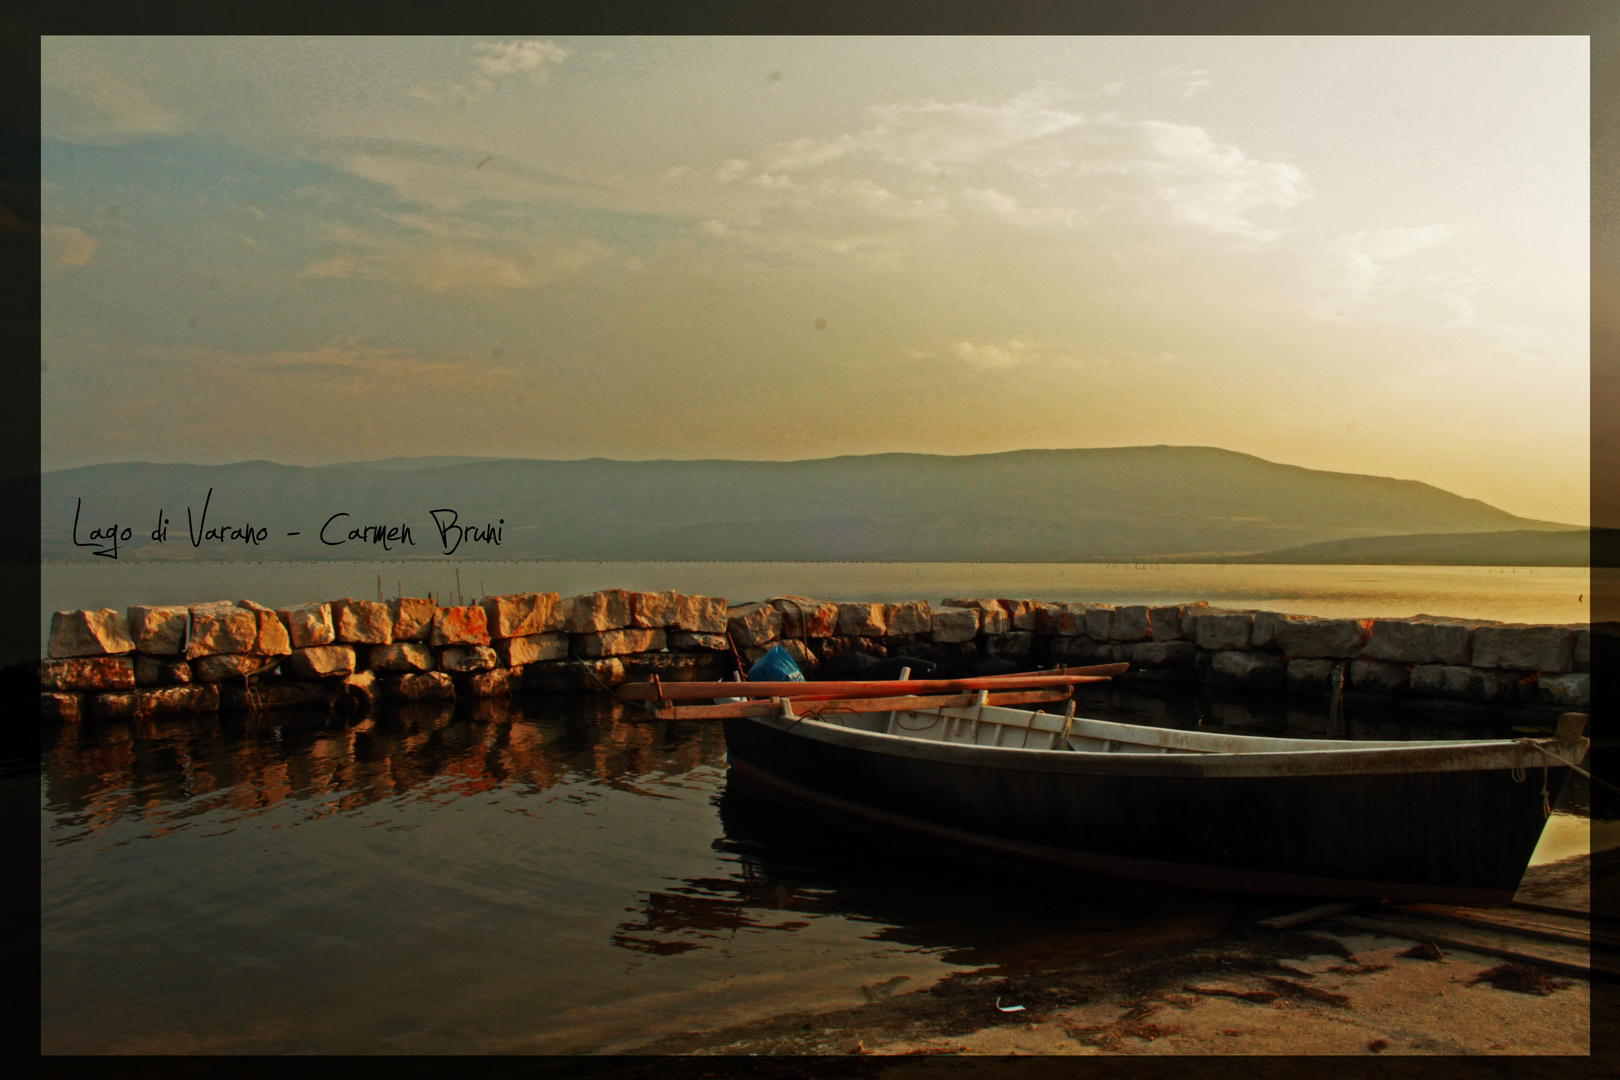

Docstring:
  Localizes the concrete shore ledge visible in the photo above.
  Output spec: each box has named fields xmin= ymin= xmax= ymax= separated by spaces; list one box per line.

xmin=36 ymin=591 xmax=1598 ymax=723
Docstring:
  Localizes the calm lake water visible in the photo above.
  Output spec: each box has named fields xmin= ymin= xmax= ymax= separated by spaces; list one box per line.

xmin=39 ymin=560 xmax=1594 ymax=654
xmin=39 ymin=683 xmax=1601 ymax=1055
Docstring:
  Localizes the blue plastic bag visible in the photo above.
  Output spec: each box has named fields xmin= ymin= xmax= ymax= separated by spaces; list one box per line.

xmin=748 ymin=644 xmax=806 ymax=682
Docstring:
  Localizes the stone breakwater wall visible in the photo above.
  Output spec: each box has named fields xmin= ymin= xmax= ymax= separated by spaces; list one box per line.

xmin=37 ymin=591 xmax=1593 ymax=723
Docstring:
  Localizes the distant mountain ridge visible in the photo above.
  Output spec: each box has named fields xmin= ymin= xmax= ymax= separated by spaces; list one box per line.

xmin=34 ymin=446 xmax=1576 ymax=564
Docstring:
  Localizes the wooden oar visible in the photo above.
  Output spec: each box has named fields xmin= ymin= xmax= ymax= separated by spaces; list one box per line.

xmin=972 ymin=662 xmax=1128 ymax=680
xmin=645 ymin=687 xmax=1075 ymax=721
xmin=618 ymin=673 xmax=1115 ymax=702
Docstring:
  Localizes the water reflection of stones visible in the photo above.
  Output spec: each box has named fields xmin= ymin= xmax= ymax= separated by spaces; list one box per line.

xmin=40 ymin=696 xmax=728 ymax=842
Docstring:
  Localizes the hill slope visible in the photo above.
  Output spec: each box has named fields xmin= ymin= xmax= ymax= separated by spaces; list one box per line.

xmin=34 ymin=446 xmax=1573 ymax=563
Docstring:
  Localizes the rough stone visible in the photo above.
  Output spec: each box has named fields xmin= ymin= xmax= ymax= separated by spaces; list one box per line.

xmin=126 ymin=605 xmax=189 ymax=655
xmin=931 ymin=607 xmax=980 ymax=644
xmin=1538 ymin=673 xmax=1591 ymax=707
xmin=944 ymin=599 xmax=1011 ymax=635
xmin=1034 ymin=603 xmax=1066 ymax=636
xmin=1206 ymin=650 xmax=1285 ymax=691
xmin=673 ymin=594 xmax=729 ymax=633
xmin=456 ymin=668 xmax=514 ymax=698
xmin=1349 ymin=658 xmax=1409 ymax=695
xmin=1050 ymin=637 xmax=1122 ymax=665
xmin=90 ymin=684 xmax=220 ymax=720
xmin=560 ymin=589 xmax=634 ymax=633
xmin=575 ymin=628 xmax=666 ymax=658
xmin=331 ymin=599 xmax=393 ymax=645
xmin=1285 ymin=658 xmax=1337 ymax=694
xmin=1575 ymin=628 xmax=1590 ymax=672
xmin=814 ymin=636 xmax=888 ymax=662
xmin=41 ymin=692 xmax=83 ymax=722
xmin=768 ymin=596 xmax=839 ymax=639
xmin=885 ymin=600 xmax=932 ymax=638
xmin=524 ymin=658 xmax=626 ymax=694
xmin=389 ymin=597 xmax=436 ymax=642
xmin=184 ymin=603 xmax=259 ymax=660
xmin=743 ymin=639 xmax=818 ymax=673
xmin=985 ymin=631 xmax=1035 ymax=659
xmin=628 ymin=590 xmax=680 ymax=629
xmin=728 ymin=602 xmax=784 ymax=647
xmin=1153 ymin=602 xmax=1208 ymax=642
xmin=281 ymin=645 xmax=357 ymax=679
xmin=438 ymin=645 xmax=499 ymax=673
xmin=1472 ymin=625 xmax=1576 ymax=673
xmin=834 ymin=603 xmax=887 ymax=638
xmin=135 ymin=654 xmax=193 ymax=686
xmin=252 ymin=611 xmax=293 ymax=656
xmin=48 ymin=609 xmax=136 ymax=658
xmin=1079 ymin=604 xmax=1116 ymax=641
xmin=1275 ymin=617 xmax=1371 ymax=659
xmin=996 ymin=600 xmax=1038 ymax=632
xmin=481 ymin=592 xmax=561 ymax=637
xmin=367 ymin=643 xmax=435 ymax=672
xmin=621 ymin=652 xmax=728 ymax=683
xmin=1191 ymin=613 xmax=1254 ymax=652
xmin=669 ymin=631 xmax=729 ymax=652
xmin=1416 ymin=664 xmax=1532 ymax=704
xmin=279 ymin=602 xmax=336 ymax=648
xmin=430 ymin=606 xmax=490 ymax=647
xmin=39 ymin=656 xmax=136 ymax=692
xmin=386 ymin=671 xmax=456 ymax=701
xmin=191 ymin=654 xmax=279 ymax=683
xmin=1127 ymin=641 xmax=1197 ymax=669
xmin=1109 ymin=605 xmax=1152 ymax=643
xmin=1360 ymin=620 xmax=1476 ymax=666
xmin=493 ymin=633 xmax=568 ymax=667
xmin=1408 ymin=664 xmax=1450 ymax=698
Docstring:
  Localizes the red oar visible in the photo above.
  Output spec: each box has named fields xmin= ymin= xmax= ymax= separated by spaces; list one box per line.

xmin=619 ymin=672 xmax=1115 ymax=702
xmin=645 ymin=687 xmax=1075 ymax=721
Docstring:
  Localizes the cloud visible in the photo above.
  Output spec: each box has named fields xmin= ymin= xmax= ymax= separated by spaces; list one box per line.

xmin=40 ymin=225 xmax=99 ymax=275
xmin=1182 ymin=71 xmax=1213 ymax=98
xmin=299 ymin=222 xmax=612 ymax=292
xmin=949 ymin=340 xmax=1037 ymax=369
xmin=474 ymin=40 xmax=569 ymax=83
xmin=42 ymin=39 xmax=186 ymax=140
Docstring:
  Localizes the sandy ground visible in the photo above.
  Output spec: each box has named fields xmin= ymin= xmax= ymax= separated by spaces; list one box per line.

xmin=609 ymin=852 xmax=1606 ymax=1064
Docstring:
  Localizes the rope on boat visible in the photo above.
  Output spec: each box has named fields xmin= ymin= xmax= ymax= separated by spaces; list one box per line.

xmin=1514 ymin=737 xmax=1620 ymax=798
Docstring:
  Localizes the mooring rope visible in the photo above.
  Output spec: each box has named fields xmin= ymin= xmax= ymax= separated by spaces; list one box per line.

xmin=1514 ymin=737 xmax=1619 ymax=796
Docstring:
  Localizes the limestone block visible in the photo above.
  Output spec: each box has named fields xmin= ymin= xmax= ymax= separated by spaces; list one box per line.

xmin=1206 ymin=650 xmax=1285 ymax=691
xmin=90 ymin=684 xmax=220 ymax=720
xmin=39 ymin=656 xmax=136 ymax=692
xmin=943 ymin=599 xmax=1011 ymax=635
xmin=769 ymin=596 xmax=840 ymax=639
xmin=1192 ymin=613 xmax=1253 ymax=652
xmin=1476 ymin=670 xmax=1535 ymax=705
xmin=1055 ymin=603 xmax=1087 ymax=636
xmin=493 ymin=633 xmax=568 ymax=667
xmin=41 ymin=692 xmax=83 ymax=722
xmin=726 ymin=602 xmax=783 ymax=646
xmin=743 ymin=639 xmax=818 ymax=673
xmin=560 ymin=589 xmax=634 ymax=633
xmin=1249 ymin=611 xmax=1291 ymax=650
xmin=279 ymin=602 xmax=336 ymax=648
xmin=1034 ymin=603 xmax=1065 ymax=636
xmin=985 ymin=631 xmax=1035 ymax=659
xmin=1472 ymin=625 xmax=1575 ymax=673
xmin=331 ymin=599 xmax=393 ymax=645
xmin=886 ymin=601 xmax=932 ymax=637
xmin=387 ymin=671 xmax=456 ymax=701
xmin=253 ymin=611 xmax=293 ymax=656
xmin=1286 ymin=658 xmax=1337 ymax=694
xmin=457 ymin=668 xmax=514 ymax=698
xmin=48 ymin=609 xmax=136 ymax=658
xmin=673 ymin=594 xmax=729 ymax=633
xmin=1128 ymin=641 xmax=1197 ymax=669
xmin=622 ymin=651 xmax=728 ymax=683
xmin=481 ymin=592 xmax=560 ymax=637
xmin=1155 ymin=602 xmax=1208 ymax=642
xmin=390 ymin=597 xmax=436 ymax=642
xmin=996 ymin=600 xmax=1037 ymax=632
xmin=430 ymin=606 xmax=489 ymax=646
xmin=191 ymin=654 xmax=278 ymax=682
xmin=1109 ymin=605 xmax=1152 ymax=643
xmin=1080 ymin=604 xmax=1116 ymax=641
xmin=669 ymin=631 xmax=729 ymax=652
xmin=185 ymin=603 xmax=258 ymax=660
xmin=1408 ymin=664 xmax=1449 ymax=698
xmin=438 ymin=645 xmax=499 ymax=673
xmin=281 ymin=645 xmax=357 ymax=679
xmin=1575 ymin=628 xmax=1590 ymax=671
xmin=524 ymin=658 xmax=626 ymax=694
xmin=1438 ymin=665 xmax=1483 ymax=699
xmin=931 ymin=607 xmax=979 ymax=644
xmin=1360 ymin=620 xmax=1475 ymax=666
xmin=576 ymin=628 xmax=666 ymax=658
xmin=1050 ymin=637 xmax=1118 ymax=664
xmin=1349 ymin=658 xmax=1409 ymax=695
xmin=126 ymin=606 xmax=188 ymax=655
xmin=368 ymin=643 xmax=435 ymax=672
xmin=835 ymin=603 xmax=887 ymax=638
xmin=629 ymin=590 xmax=680 ymax=629
xmin=1538 ymin=673 xmax=1591 ymax=707
xmin=1275 ymin=618 xmax=1371 ymax=659
xmin=135 ymin=654 xmax=192 ymax=686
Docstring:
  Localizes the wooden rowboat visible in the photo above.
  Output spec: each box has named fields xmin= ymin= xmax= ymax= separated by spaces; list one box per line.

xmin=698 ymin=691 xmax=1588 ymax=905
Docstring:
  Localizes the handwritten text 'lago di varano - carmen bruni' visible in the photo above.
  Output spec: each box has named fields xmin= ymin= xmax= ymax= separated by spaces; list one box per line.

xmin=71 ymin=489 xmax=503 ymax=560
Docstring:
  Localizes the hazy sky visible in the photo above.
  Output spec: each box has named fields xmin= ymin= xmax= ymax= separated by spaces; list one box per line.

xmin=41 ymin=36 xmax=1589 ymax=523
